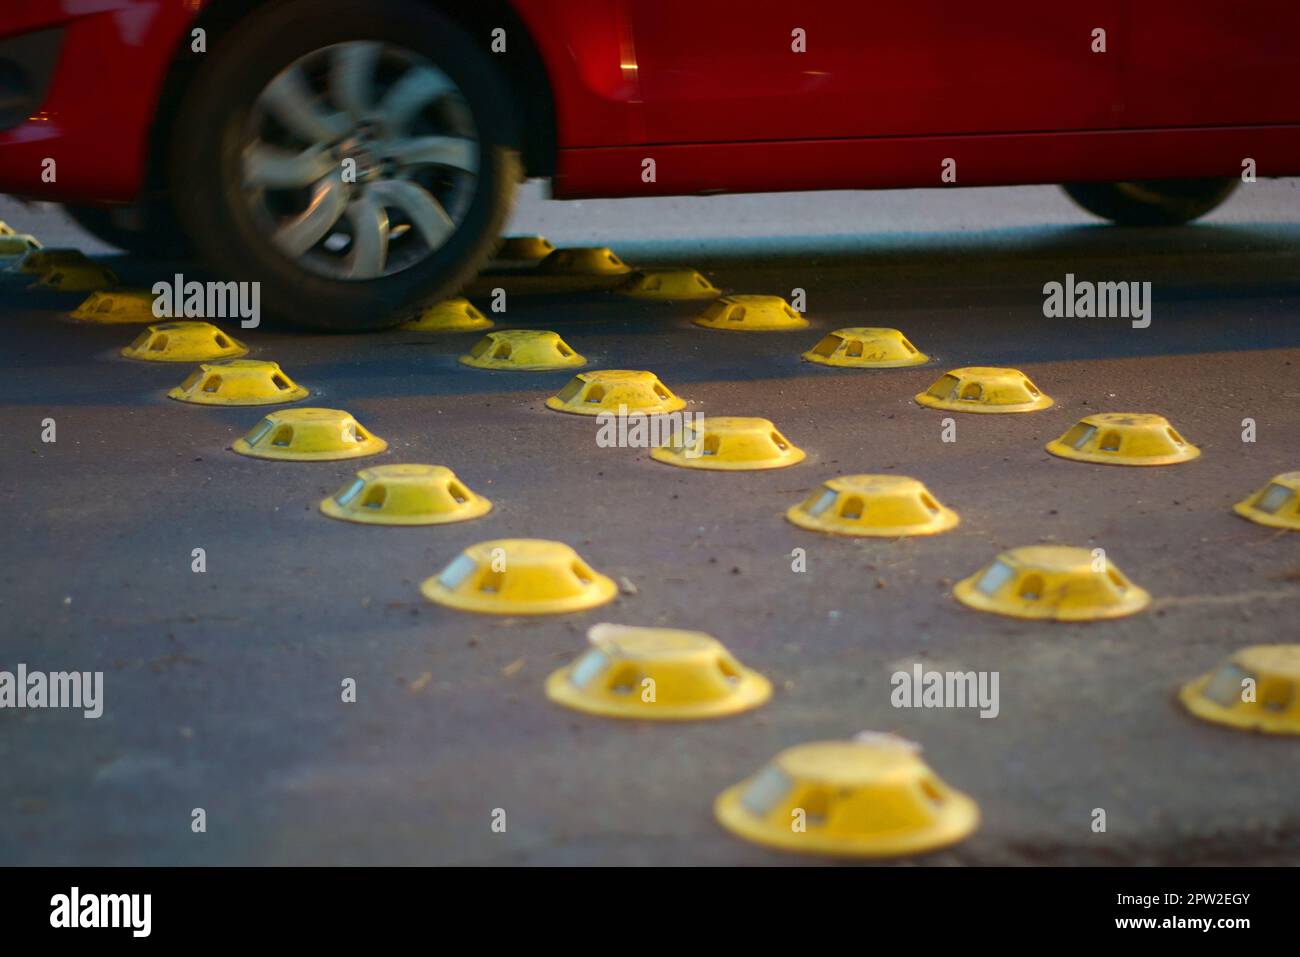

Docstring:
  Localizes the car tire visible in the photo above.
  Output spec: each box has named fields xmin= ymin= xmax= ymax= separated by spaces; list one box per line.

xmin=1060 ymin=179 xmax=1238 ymax=226
xmin=62 ymin=202 xmax=192 ymax=259
xmin=169 ymin=0 xmax=520 ymax=332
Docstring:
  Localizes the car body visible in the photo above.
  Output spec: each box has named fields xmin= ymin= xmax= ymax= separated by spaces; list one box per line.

xmin=2 ymin=1 xmax=1298 ymax=328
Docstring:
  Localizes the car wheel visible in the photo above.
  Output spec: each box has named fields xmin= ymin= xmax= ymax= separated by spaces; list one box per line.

xmin=1060 ymin=179 xmax=1238 ymax=226
xmin=170 ymin=0 xmax=519 ymax=332
xmin=62 ymin=202 xmax=192 ymax=259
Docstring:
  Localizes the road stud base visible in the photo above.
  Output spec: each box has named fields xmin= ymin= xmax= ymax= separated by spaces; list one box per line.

xmin=651 ymin=416 xmax=805 ymax=471
xmin=320 ymin=464 xmax=491 ymax=526
xmin=545 ymin=369 xmax=686 ymax=416
xmin=916 ymin=366 xmax=1052 ymax=413
xmin=803 ymin=327 xmax=929 ymax=368
xmin=232 ymin=408 xmax=387 ymax=462
xmin=168 ymin=359 xmax=307 ymax=406
xmin=496 ymin=235 xmax=555 ymax=260
xmin=71 ymin=290 xmax=159 ymax=324
xmin=693 ymin=295 xmax=808 ymax=331
xmin=545 ymin=623 xmax=772 ymax=720
xmin=1179 ymin=645 xmax=1300 ymax=735
xmin=617 ymin=269 xmax=720 ymax=301
xmin=1233 ymin=472 xmax=1300 ymax=530
xmin=537 ymin=246 xmax=631 ymax=276
xmin=421 ymin=539 xmax=617 ymax=615
xmin=787 ymin=475 xmax=958 ymax=536
xmin=122 ymin=322 xmax=247 ymax=362
xmin=714 ymin=737 xmax=980 ymax=858
xmin=459 ymin=329 xmax=585 ymax=371
xmin=400 ymin=298 xmax=492 ymax=333
xmin=954 ymin=545 xmax=1150 ymax=621
xmin=1046 ymin=413 xmax=1199 ymax=466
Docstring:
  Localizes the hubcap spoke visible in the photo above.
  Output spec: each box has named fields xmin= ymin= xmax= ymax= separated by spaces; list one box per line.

xmin=383 ymin=135 xmax=478 ymax=174
xmin=331 ymin=42 xmax=381 ymax=121
xmin=377 ymin=66 xmax=455 ymax=135
xmin=262 ymin=66 xmax=350 ymax=144
xmin=274 ymin=177 xmax=350 ymax=257
xmin=243 ymin=143 xmax=335 ymax=188
xmin=366 ymin=179 xmax=454 ymax=248
xmin=343 ymin=196 xmax=390 ymax=279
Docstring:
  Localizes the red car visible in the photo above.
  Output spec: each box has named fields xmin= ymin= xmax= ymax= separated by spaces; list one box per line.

xmin=2 ymin=0 xmax=1298 ymax=330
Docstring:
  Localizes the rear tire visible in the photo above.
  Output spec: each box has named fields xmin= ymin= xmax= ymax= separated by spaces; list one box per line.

xmin=170 ymin=0 xmax=519 ymax=331
xmin=1061 ymin=179 xmax=1238 ymax=226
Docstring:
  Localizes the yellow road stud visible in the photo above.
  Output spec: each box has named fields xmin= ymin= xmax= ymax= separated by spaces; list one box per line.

xmin=121 ymin=322 xmax=247 ymax=362
xmin=915 ymin=366 xmax=1052 ymax=413
xmin=70 ymin=290 xmax=159 ymax=324
xmin=1046 ymin=413 xmax=1200 ymax=466
xmin=714 ymin=736 xmax=980 ymax=858
xmin=537 ymin=246 xmax=631 ymax=275
xmin=1179 ymin=645 xmax=1300 ymax=735
xmin=232 ymin=408 xmax=387 ymax=462
xmin=496 ymin=235 xmax=555 ymax=260
xmin=545 ymin=623 xmax=772 ymax=720
xmin=786 ymin=475 xmax=958 ymax=537
xmin=168 ymin=359 xmax=307 ymax=406
xmin=651 ymin=416 xmax=805 ymax=471
xmin=693 ymin=294 xmax=808 ymax=331
xmin=954 ymin=545 xmax=1150 ymax=621
xmin=1233 ymin=472 xmax=1300 ymax=531
xmin=421 ymin=538 xmax=617 ymax=615
xmin=320 ymin=464 xmax=491 ymax=526
xmin=459 ymin=329 xmax=585 ymax=371
xmin=803 ymin=327 xmax=929 ymax=368
xmin=16 ymin=247 xmax=85 ymax=275
xmin=545 ymin=369 xmax=685 ymax=416
xmin=0 ymin=221 xmax=13 ymax=235
xmin=31 ymin=262 xmax=119 ymax=292
xmin=0 ymin=234 xmax=41 ymax=257
xmin=616 ymin=269 xmax=720 ymax=301
xmin=400 ymin=298 xmax=492 ymax=333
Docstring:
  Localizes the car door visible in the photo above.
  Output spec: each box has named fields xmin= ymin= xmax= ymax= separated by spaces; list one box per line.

xmin=625 ymin=0 xmax=1125 ymax=143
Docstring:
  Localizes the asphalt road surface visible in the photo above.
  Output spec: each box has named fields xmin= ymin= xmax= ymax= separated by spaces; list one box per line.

xmin=2 ymin=180 xmax=1298 ymax=865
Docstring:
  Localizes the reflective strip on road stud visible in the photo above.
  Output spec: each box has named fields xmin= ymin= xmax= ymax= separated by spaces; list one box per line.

xmin=421 ymin=539 xmax=617 ymax=615
xmin=545 ymin=623 xmax=772 ymax=720
xmin=458 ymin=329 xmax=585 ymax=371
xmin=692 ymin=294 xmax=808 ymax=331
xmin=545 ymin=369 xmax=686 ymax=416
xmin=616 ymin=269 xmax=721 ymax=301
xmin=915 ymin=366 xmax=1052 ymax=413
xmin=121 ymin=322 xmax=247 ymax=362
xmin=495 ymin=235 xmax=555 ymax=261
xmin=30 ymin=263 xmax=119 ymax=293
xmin=0 ymin=234 xmax=41 ymax=257
xmin=650 ymin=416 xmax=805 ymax=471
xmin=14 ymin=247 xmax=85 ymax=275
xmin=536 ymin=246 xmax=631 ymax=276
xmin=1233 ymin=471 xmax=1300 ymax=531
xmin=1046 ymin=413 xmax=1200 ymax=466
xmin=168 ymin=359 xmax=308 ymax=406
xmin=320 ymin=464 xmax=491 ymax=526
xmin=1179 ymin=645 xmax=1300 ymax=735
xmin=953 ymin=545 xmax=1150 ymax=621
xmin=714 ymin=737 xmax=980 ymax=858
xmin=231 ymin=408 xmax=388 ymax=462
xmin=399 ymin=298 xmax=492 ymax=333
xmin=802 ymin=327 xmax=929 ymax=368
xmin=70 ymin=290 xmax=159 ymax=324
xmin=786 ymin=475 xmax=958 ymax=537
